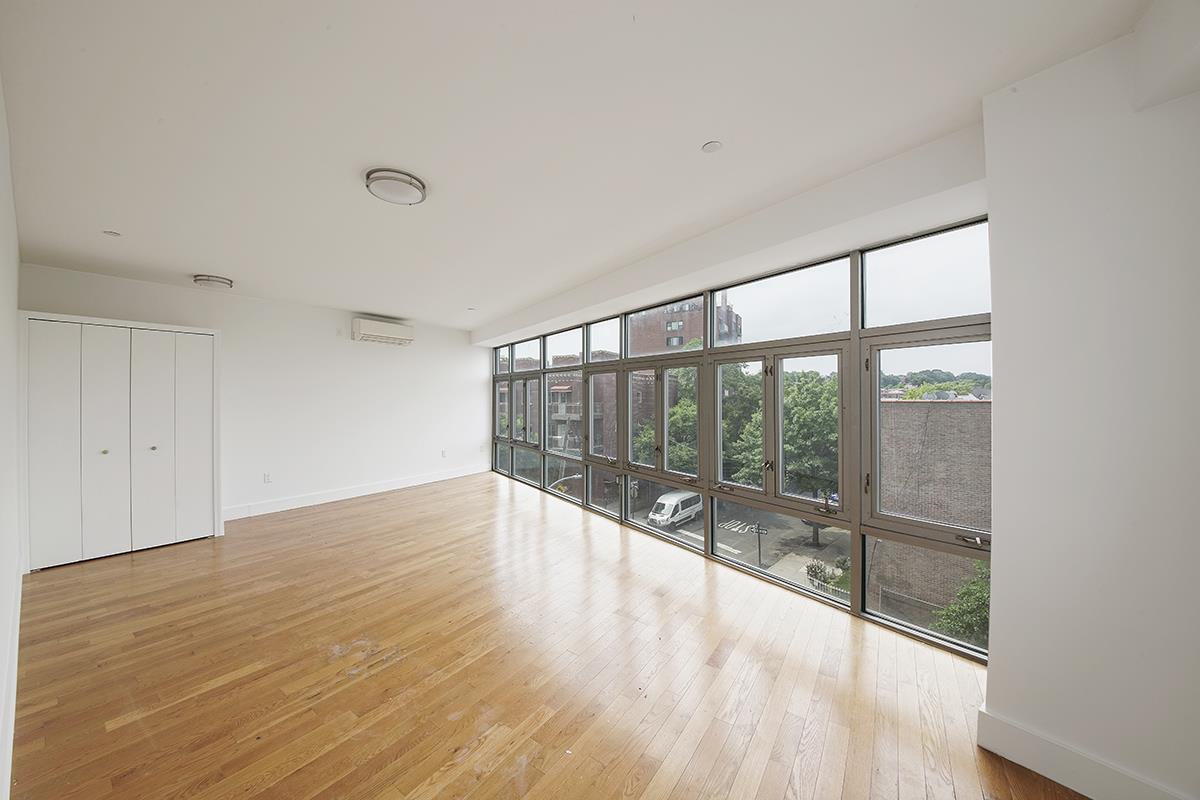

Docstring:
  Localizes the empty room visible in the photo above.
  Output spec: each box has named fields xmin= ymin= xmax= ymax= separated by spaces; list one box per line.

xmin=0 ymin=1 xmax=1196 ymax=799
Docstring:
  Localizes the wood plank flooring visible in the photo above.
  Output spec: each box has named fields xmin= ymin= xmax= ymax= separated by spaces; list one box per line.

xmin=12 ymin=472 xmax=1083 ymax=799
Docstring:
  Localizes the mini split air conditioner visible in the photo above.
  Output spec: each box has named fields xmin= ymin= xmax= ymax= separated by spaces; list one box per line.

xmin=351 ymin=317 xmax=414 ymax=346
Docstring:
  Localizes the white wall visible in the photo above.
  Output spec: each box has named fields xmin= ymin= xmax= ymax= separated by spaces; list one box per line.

xmin=0 ymin=71 xmax=22 ymax=800
xmin=19 ymin=264 xmax=492 ymax=529
xmin=982 ymin=33 xmax=1199 ymax=800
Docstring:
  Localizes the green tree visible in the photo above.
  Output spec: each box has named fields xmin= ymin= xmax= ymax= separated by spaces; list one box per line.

xmin=726 ymin=409 xmax=763 ymax=487
xmin=902 ymin=380 xmax=977 ymax=399
xmin=778 ymin=370 xmax=839 ymax=499
xmin=631 ymin=419 xmax=655 ymax=465
xmin=717 ymin=363 xmax=765 ymax=485
xmin=933 ymin=562 xmax=990 ymax=648
xmin=665 ymin=367 xmax=698 ymax=474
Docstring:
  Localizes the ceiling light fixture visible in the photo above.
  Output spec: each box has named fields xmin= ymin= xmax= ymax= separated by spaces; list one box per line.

xmin=700 ymin=140 xmax=723 ymax=153
xmin=193 ymin=274 xmax=234 ymax=289
xmin=102 ymin=230 xmax=122 ymax=237
xmin=365 ymin=168 xmax=427 ymax=205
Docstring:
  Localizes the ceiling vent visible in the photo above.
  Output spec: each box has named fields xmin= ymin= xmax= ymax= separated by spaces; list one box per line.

xmin=351 ymin=317 xmax=414 ymax=346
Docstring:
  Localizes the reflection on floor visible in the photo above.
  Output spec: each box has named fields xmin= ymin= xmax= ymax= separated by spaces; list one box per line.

xmin=12 ymin=472 xmax=1080 ymax=799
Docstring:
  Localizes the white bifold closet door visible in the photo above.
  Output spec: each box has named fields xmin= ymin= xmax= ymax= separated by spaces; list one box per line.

xmin=81 ymin=324 xmax=132 ymax=560
xmin=130 ymin=329 xmax=176 ymax=550
xmin=175 ymin=332 xmax=215 ymax=541
xmin=27 ymin=320 xmax=83 ymax=568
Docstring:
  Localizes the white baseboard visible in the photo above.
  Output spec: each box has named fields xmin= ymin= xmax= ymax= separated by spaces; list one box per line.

xmin=222 ymin=465 xmax=489 ymax=521
xmin=977 ymin=706 xmax=1192 ymax=800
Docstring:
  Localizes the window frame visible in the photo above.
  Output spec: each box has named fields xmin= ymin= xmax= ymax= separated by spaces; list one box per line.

xmin=623 ymin=470 xmax=706 ymax=553
xmin=544 ymin=326 xmax=584 ymax=369
xmin=861 ymin=524 xmax=991 ymax=657
xmin=860 ymin=218 xmax=991 ymax=331
xmin=493 ymin=379 xmax=511 ymax=440
xmin=709 ymin=255 xmax=854 ymax=351
xmin=510 ymin=442 xmax=542 ymax=487
xmin=511 ymin=337 xmax=541 ymax=372
xmin=711 ymin=355 xmax=769 ymax=500
xmin=767 ymin=342 xmax=851 ymax=523
xmin=586 ymin=317 xmax=623 ymax=363
xmin=543 ymin=367 xmax=584 ymax=459
xmin=709 ymin=490 xmax=854 ymax=607
xmin=486 ymin=217 xmax=993 ymax=663
xmin=860 ymin=323 xmax=993 ymax=550
xmin=583 ymin=367 xmax=620 ymax=467
xmin=623 ymin=293 xmax=707 ymax=361
xmin=585 ymin=463 xmax=623 ymax=518
xmin=543 ymin=452 xmax=584 ymax=503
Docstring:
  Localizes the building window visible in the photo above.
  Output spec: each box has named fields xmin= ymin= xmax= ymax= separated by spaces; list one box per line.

xmin=665 ymin=320 xmax=684 ymax=332
xmin=627 ymin=296 xmax=704 ymax=357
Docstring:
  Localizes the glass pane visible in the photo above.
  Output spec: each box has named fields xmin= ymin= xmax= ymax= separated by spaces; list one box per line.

xmin=779 ymin=354 xmax=839 ymax=506
xmin=513 ymin=447 xmax=541 ymax=484
xmin=714 ymin=258 xmax=850 ymax=346
xmin=588 ymin=318 xmax=621 ymax=362
xmin=494 ymin=442 xmax=511 ymax=474
xmin=589 ymin=372 xmax=617 ymax=460
xmin=545 ymin=328 xmax=583 ymax=368
xmin=587 ymin=466 xmax=622 ymax=516
xmin=526 ymin=378 xmax=540 ymax=445
xmin=495 ymin=346 xmax=510 ymax=374
xmin=628 ymin=369 xmax=657 ymax=467
xmin=714 ymin=499 xmax=851 ymax=604
xmin=627 ymin=297 xmax=705 ymax=357
xmin=545 ymin=370 xmax=583 ymax=457
xmin=545 ymin=455 xmax=584 ymax=502
xmin=664 ymin=366 xmax=698 ymax=477
xmin=718 ymin=361 xmax=762 ymax=489
xmin=627 ymin=477 xmax=704 ymax=550
xmin=864 ymin=222 xmax=991 ymax=327
xmin=866 ymin=536 xmax=990 ymax=650
xmin=513 ymin=338 xmax=541 ymax=371
xmin=512 ymin=380 xmax=526 ymax=442
xmin=494 ymin=382 xmax=509 ymax=438
xmin=878 ymin=341 xmax=992 ymax=531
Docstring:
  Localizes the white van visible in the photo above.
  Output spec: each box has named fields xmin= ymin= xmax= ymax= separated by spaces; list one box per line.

xmin=648 ymin=490 xmax=702 ymax=528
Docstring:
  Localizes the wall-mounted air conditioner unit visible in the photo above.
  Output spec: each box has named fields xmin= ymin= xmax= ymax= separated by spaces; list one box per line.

xmin=352 ymin=317 xmax=415 ymax=346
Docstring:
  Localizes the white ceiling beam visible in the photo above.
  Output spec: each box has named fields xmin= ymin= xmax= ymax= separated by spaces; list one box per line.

xmin=470 ymin=124 xmax=986 ymax=347
xmin=1132 ymin=0 xmax=1200 ymax=110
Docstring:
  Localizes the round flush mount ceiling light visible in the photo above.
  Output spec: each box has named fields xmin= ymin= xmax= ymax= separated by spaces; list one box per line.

xmin=193 ymin=274 xmax=234 ymax=289
xmin=700 ymin=140 xmax=723 ymax=153
xmin=365 ymin=168 xmax=427 ymax=205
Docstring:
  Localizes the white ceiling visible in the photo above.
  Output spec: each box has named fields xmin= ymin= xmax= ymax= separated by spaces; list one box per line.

xmin=0 ymin=1 xmax=1145 ymax=331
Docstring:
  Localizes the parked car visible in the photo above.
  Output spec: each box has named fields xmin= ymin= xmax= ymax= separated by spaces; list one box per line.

xmin=648 ymin=490 xmax=702 ymax=528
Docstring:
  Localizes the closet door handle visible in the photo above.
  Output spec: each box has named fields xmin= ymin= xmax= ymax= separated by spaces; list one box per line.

xmin=100 ymin=449 xmax=109 ymax=455
xmin=150 ymin=446 xmax=158 ymax=451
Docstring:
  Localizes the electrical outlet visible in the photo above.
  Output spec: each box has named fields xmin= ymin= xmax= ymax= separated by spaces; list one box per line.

xmin=263 ymin=472 xmax=272 ymax=484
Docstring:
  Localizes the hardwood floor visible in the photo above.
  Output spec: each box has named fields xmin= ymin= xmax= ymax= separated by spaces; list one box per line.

xmin=13 ymin=472 xmax=1082 ymax=799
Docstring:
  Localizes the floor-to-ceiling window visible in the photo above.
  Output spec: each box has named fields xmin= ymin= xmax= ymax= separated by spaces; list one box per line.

xmin=491 ymin=219 xmax=991 ymax=657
